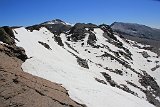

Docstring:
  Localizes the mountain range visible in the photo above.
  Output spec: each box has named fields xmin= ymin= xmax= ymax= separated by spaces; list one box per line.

xmin=111 ymin=22 xmax=160 ymax=40
xmin=0 ymin=19 xmax=160 ymax=107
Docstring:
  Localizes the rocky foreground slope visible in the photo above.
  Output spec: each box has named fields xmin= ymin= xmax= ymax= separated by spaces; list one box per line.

xmin=0 ymin=28 xmax=86 ymax=107
xmin=0 ymin=19 xmax=160 ymax=107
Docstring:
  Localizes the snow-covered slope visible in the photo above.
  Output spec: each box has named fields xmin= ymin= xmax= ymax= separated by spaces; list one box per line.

xmin=13 ymin=23 xmax=160 ymax=107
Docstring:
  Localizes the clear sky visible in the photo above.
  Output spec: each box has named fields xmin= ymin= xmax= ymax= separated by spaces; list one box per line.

xmin=1 ymin=0 xmax=160 ymax=28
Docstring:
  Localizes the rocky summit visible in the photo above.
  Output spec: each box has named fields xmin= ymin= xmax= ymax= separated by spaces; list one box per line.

xmin=0 ymin=19 xmax=160 ymax=107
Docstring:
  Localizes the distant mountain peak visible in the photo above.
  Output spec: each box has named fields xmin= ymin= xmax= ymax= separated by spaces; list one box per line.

xmin=41 ymin=19 xmax=72 ymax=26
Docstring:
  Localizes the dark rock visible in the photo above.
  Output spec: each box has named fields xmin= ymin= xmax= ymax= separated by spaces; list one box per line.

xmin=122 ymin=47 xmax=132 ymax=56
xmin=142 ymin=46 xmax=153 ymax=51
xmin=147 ymin=60 xmax=152 ymax=62
xmin=155 ymin=61 xmax=159 ymax=63
xmin=151 ymin=65 xmax=160 ymax=71
xmin=95 ymin=78 xmax=107 ymax=85
xmin=54 ymin=35 xmax=64 ymax=46
xmin=13 ymin=77 xmax=19 ymax=84
xmin=41 ymin=19 xmax=65 ymax=25
xmin=113 ymin=69 xmax=123 ymax=75
xmin=70 ymin=32 xmax=86 ymax=42
xmin=109 ymin=80 xmax=117 ymax=87
xmin=100 ymin=52 xmax=130 ymax=68
xmin=3 ymin=26 xmax=15 ymax=38
xmin=100 ymin=72 xmax=117 ymax=87
xmin=113 ymin=51 xmax=120 ymax=57
xmin=126 ymin=81 xmax=142 ymax=89
xmin=13 ymin=47 xmax=28 ymax=61
xmin=100 ymin=52 xmax=140 ymax=75
xmin=69 ymin=23 xmax=97 ymax=42
xmin=26 ymin=20 xmax=71 ymax=35
xmin=66 ymin=50 xmax=89 ymax=69
xmin=119 ymin=50 xmax=132 ymax=60
xmin=65 ymin=42 xmax=79 ymax=53
xmin=87 ymin=33 xmax=97 ymax=46
xmin=26 ymin=25 xmax=42 ymax=32
xmin=81 ymin=43 xmax=84 ymax=46
xmin=0 ymin=44 xmax=28 ymax=61
xmin=119 ymin=34 xmax=125 ymax=38
xmin=99 ymin=24 xmax=117 ymax=41
xmin=38 ymin=41 xmax=52 ymax=50
xmin=139 ymin=70 xmax=160 ymax=106
xmin=70 ymin=23 xmax=97 ymax=30
xmin=105 ymin=67 xmax=123 ymax=76
xmin=77 ymin=57 xmax=89 ymax=69
xmin=69 ymin=24 xmax=88 ymax=41
xmin=0 ymin=27 xmax=15 ymax=45
xmin=92 ymin=45 xmax=102 ymax=49
xmin=144 ymin=90 xmax=160 ymax=107
xmin=101 ymin=72 xmax=111 ymax=81
xmin=101 ymin=71 xmax=137 ymax=95
xmin=117 ymin=84 xmax=137 ymax=96
xmin=44 ymin=24 xmax=71 ymax=35
xmin=141 ymin=51 xmax=150 ymax=58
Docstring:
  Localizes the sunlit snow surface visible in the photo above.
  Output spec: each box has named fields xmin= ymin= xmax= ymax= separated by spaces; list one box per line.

xmin=14 ymin=27 xmax=160 ymax=107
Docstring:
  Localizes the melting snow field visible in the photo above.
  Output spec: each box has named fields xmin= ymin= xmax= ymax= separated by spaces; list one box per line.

xmin=14 ymin=27 xmax=159 ymax=107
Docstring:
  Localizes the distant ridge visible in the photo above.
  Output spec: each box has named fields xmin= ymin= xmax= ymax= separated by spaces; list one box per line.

xmin=111 ymin=22 xmax=160 ymax=40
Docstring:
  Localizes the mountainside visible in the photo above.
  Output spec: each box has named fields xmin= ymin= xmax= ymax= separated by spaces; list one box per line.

xmin=0 ymin=20 xmax=160 ymax=107
xmin=111 ymin=22 xmax=160 ymax=56
xmin=111 ymin=22 xmax=160 ymax=41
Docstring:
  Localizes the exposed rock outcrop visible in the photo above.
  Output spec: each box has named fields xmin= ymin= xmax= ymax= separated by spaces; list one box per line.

xmin=99 ymin=24 xmax=117 ymax=41
xmin=38 ymin=41 xmax=52 ymax=50
xmin=101 ymin=72 xmax=117 ymax=87
xmin=77 ymin=57 xmax=89 ymax=69
xmin=87 ymin=33 xmax=97 ymax=46
xmin=0 ymin=26 xmax=15 ymax=45
xmin=151 ymin=65 xmax=160 ymax=71
xmin=26 ymin=25 xmax=42 ymax=32
xmin=141 ymin=51 xmax=150 ymax=58
xmin=69 ymin=23 xmax=97 ymax=42
xmin=54 ymin=35 xmax=64 ymax=46
xmin=139 ymin=70 xmax=160 ymax=107
xmin=0 ymin=43 xmax=27 ymax=61
xmin=26 ymin=19 xmax=71 ymax=35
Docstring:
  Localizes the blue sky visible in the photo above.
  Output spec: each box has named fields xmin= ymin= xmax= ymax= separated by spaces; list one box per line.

xmin=1 ymin=0 xmax=160 ymax=28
